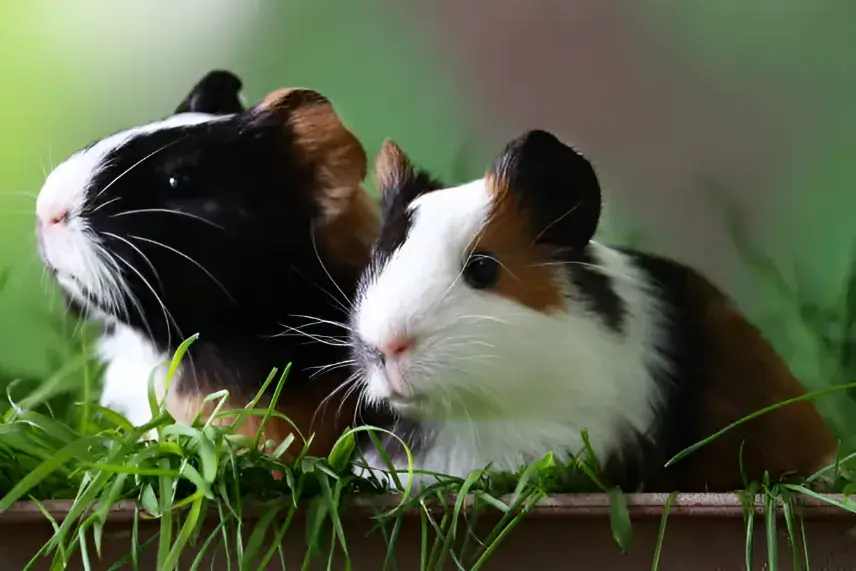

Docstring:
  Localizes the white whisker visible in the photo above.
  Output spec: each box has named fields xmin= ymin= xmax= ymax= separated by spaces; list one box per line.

xmin=311 ymin=370 xmax=360 ymax=427
xmin=127 ymin=234 xmax=234 ymax=302
xmin=288 ymin=314 xmax=353 ymax=333
xmin=93 ymin=137 xmax=187 ymax=203
xmin=529 ymin=201 xmax=581 ymax=247
xmin=289 ymin=266 xmax=351 ymax=316
xmin=102 ymin=232 xmax=162 ymax=288
xmin=110 ymin=208 xmax=224 ymax=230
xmin=110 ymin=250 xmax=176 ymax=349
xmin=309 ymin=221 xmax=353 ymax=311
xmin=88 ymin=196 xmax=122 ymax=216
xmin=273 ymin=322 xmax=349 ymax=348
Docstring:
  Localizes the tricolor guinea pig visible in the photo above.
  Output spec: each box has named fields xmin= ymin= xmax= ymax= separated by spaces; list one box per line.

xmin=35 ymin=70 xmax=381 ymax=458
xmin=348 ymin=129 xmax=837 ymax=492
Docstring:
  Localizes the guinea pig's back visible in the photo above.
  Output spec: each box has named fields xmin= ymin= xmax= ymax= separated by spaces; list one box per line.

xmin=624 ymin=249 xmax=837 ymax=492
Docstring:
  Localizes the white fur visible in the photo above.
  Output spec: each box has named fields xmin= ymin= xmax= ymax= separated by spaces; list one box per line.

xmin=97 ymin=324 xmax=172 ymax=433
xmin=36 ymin=113 xmax=220 ymax=426
xmin=353 ymin=178 xmax=670 ymax=487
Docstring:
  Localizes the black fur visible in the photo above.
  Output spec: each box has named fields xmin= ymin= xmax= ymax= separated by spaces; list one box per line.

xmin=370 ymin=165 xmax=444 ymax=274
xmin=489 ymin=129 xmax=601 ymax=251
xmin=566 ymin=247 xmax=627 ymax=334
xmin=174 ymin=70 xmax=245 ymax=116
xmin=491 ymin=129 xmax=625 ymax=333
xmin=69 ymin=71 xmax=363 ymax=396
xmin=600 ymin=249 xmax=709 ymax=491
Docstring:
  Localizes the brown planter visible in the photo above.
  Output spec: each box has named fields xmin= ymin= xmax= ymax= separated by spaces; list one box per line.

xmin=2 ymin=493 xmax=854 ymax=570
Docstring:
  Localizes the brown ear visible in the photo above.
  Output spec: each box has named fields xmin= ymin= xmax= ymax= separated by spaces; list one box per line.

xmin=373 ymin=138 xmax=445 ymax=225
xmin=255 ymin=88 xmax=368 ymax=222
xmin=374 ymin=138 xmax=414 ymax=196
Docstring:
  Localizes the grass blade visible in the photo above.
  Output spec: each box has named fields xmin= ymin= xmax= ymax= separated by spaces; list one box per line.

xmin=650 ymin=491 xmax=677 ymax=571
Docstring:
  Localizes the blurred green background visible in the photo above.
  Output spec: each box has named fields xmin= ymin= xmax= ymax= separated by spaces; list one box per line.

xmin=2 ymin=1 xmax=856 ymax=442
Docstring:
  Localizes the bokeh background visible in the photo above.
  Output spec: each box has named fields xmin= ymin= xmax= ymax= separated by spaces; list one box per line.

xmin=3 ymin=1 xmax=856 ymax=439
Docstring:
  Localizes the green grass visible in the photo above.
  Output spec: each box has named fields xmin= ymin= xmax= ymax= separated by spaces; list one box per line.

xmin=4 ymin=196 xmax=856 ymax=569
xmin=3 ymin=325 xmax=856 ymax=571
xmin=0 ymin=328 xmax=617 ymax=570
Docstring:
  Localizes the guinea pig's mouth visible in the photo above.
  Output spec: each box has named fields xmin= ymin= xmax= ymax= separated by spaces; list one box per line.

xmin=387 ymin=392 xmax=428 ymax=409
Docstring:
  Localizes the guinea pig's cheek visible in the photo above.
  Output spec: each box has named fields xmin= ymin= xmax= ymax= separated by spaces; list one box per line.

xmin=365 ymin=368 xmax=393 ymax=401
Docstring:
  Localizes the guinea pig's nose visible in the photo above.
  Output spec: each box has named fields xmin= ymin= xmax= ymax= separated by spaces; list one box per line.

xmin=39 ymin=209 xmax=69 ymax=228
xmin=379 ymin=335 xmax=414 ymax=362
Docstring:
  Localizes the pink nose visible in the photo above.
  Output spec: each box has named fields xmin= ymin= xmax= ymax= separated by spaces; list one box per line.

xmin=41 ymin=209 xmax=69 ymax=227
xmin=381 ymin=335 xmax=414 ymax=361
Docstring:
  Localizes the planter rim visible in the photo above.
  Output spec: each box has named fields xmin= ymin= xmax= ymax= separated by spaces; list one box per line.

xmin=2 ymin=493 xmax=852 ymax=523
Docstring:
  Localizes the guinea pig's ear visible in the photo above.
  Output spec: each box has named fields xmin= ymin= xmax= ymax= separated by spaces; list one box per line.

xmin=374 ymin=139 xmax=444 ymax=223
xmin=175 ymin=70 xmax=245 ymax=115
xmin=486 ymin=129 xmax=602 ymax=251
xmin=252 ymin=88 xmax=369 ymax=222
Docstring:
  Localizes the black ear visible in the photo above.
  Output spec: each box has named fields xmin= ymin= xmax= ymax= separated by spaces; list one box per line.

xmin=374 ymin=139 xmax=444 ymax=223
xmin=175 ymin=70 xmax=245 ymax=115
xmin=488 ymin=129 xmax=601 ymax=250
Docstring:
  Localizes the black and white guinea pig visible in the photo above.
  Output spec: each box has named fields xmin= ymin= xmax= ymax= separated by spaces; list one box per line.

xmin=35 ymin=70 xmax=382 ymax=457
xmin=348 ymin=129 xmax=837 ymax=492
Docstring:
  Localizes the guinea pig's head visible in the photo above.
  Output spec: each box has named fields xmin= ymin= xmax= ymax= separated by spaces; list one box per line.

xmin=351 ymin=130 xmax=610 ymax=420
xmin=36 ymin=70 xmax=376 ymax=348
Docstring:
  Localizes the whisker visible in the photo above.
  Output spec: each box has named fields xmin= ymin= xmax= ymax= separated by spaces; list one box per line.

xmin=102 ymin=232 xmax=162 ymax=288
xmin=288 ymin=314 xmax=353 ymax=333
xmin=88 ymin=196 xmax=123 ymax=216
xmin=127 ymin=234 xmax=234 ymax=302
xmin=311 ymin=370 xmax=360 ymax=427
xmin=308 ymin=359 xmax=356 ymax=380
xmin=273 ymin=322 xmax=350 ymax=347
xmin=309 ymin=221 xmax=353 ymax=311
xmin=110 ymin=250 xmax=175 ymax=349
xmin=453 ymin=314 xmax=508 ymax=325
xmin=96 ymin=244 xmax=154 ymax=341
xmin=453 ymin=391 xmax=478 ymax=448
xmin=529 ymin=201 xmax=581 ymax=247
xmin=110 ymin=208 xmax=224 ymax=230
xmin=288 ymin=266 xmax=351 ymax=316
xmin=336 ymin=377 xmax=364 ymax=422
xmin=93 ymin=136 xmax=188 ymax=203
xmin=271 ymin=330 xmax=348 ymax=341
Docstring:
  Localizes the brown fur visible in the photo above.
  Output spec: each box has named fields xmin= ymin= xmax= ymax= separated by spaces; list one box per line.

xmin=486 ymin=161 xmax=835 ymax=490
xmin=471 ymin=172 xmax=566 ymax=312
xmin=258 ymin=88 xmax=377 ymax=275
xmin=668 ymin=270 xmax=838 ymax=491
xmin=167 ymin=367 xmax=360 ymax=461
xmin=258 ymin=88 xmax=367 ymax=216
xmin=485 ymin=166 xmax=835 ymax=490
xmin=163 ymin=88 xmax=379 ymax=462
xmin=375 ymin=139 xmax=413 ymax=193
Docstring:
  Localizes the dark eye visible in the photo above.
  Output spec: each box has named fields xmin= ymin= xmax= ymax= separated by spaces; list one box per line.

xmin=463 ymin=251 xmax=501 ymax=290
xmin=167 ymin=173 xmax=190 ymax=192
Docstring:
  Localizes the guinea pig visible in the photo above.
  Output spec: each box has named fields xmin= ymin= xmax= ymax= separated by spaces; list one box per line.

xmin=35 ymin=69 xmax=382 ymax=458
xmin=348 ymin=129 xmax=838 ymax=492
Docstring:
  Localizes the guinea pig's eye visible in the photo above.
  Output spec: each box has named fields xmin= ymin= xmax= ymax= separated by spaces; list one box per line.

xmin=463 ymin=251 xmax=501 ymax=290
xmin=167 ymin=173 xmax=191 ymax=192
